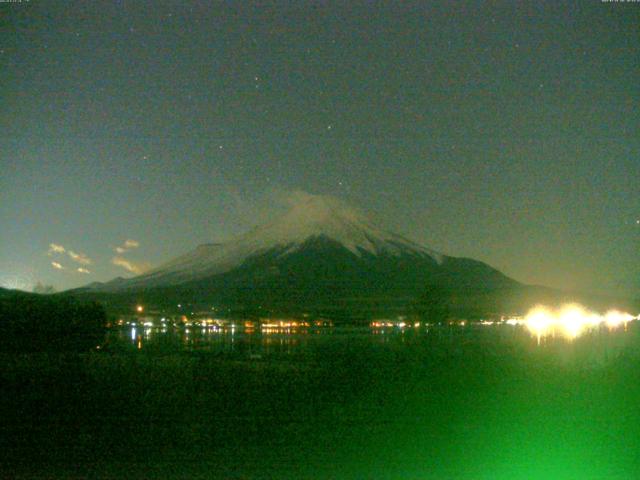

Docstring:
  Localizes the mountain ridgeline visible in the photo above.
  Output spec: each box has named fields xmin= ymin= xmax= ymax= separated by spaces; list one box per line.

xmin=71 ymin=194 xmax=634 ymax=319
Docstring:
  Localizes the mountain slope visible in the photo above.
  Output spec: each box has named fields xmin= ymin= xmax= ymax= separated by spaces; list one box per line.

xmin=78 ymin=192 xmax=521 ymax=316
xmin=168 ymin=235 xmax=517 ymax=311
xmin=97 ymin=193 xmax=450 ymax=290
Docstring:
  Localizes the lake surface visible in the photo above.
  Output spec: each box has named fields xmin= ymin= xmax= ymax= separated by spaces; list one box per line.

xmin=106 ymin=321 xmax=640 ymax=364
xmin=3 ymin=322 xmax=640 ymax=479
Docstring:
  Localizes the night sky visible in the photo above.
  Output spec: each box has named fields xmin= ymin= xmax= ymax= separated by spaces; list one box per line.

xmin=1 ymin=1 xmax=638 ymax=295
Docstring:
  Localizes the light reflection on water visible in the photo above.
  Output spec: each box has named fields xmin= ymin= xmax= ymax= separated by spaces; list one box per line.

xmin=105 ymin=320 xmax=640 ymax=365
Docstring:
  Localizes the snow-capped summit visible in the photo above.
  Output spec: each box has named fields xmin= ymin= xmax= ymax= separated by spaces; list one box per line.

xmin=120 ymin=192 xmax=443 ymax=289
xmin=232 ymin=192 xmax=443 ymax=259
xmin=82 ymin=191 xmax=518 ymax=306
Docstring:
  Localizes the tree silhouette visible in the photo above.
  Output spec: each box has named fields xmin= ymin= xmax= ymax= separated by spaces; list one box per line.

xmin=0 ymin=292 xmax=107 ymax=352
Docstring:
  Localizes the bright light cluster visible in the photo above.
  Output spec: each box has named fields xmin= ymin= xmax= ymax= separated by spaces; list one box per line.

xmin=514 ymin=304 xmax=638 ymax=342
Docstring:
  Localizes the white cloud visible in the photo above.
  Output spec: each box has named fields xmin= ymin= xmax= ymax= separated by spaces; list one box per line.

xmin=68 ymin=250 xmax=92 ymax=265
xmin=51 ymin=261 xmax=64 ymax=270
xmin=114 ymin=239 xmax=140 ymax=254
xmin=111 ymin=256 xmax=149 ymax=275
xmin=76 ymin=267 xmax=90 ymax=274
xmin=111 ymin=239 xmax=146 ymax=275
xmin=48 ymin=243 xmax=65 ymax=255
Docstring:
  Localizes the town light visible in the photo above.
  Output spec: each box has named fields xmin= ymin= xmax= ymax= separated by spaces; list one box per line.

xmin=520 ymin=303 xmax=637 ymax=342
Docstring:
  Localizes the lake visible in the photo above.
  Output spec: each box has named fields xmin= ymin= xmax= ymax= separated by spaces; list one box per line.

xmin=2 ymin=322 xmax=640 ymax=479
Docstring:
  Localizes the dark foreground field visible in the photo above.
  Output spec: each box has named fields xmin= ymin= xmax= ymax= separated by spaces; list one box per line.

xmin=2 ymin=327 xmax=640 ymax=479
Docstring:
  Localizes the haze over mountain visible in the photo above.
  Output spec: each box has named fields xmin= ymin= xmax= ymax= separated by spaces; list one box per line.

xmin=101 ymin=193 xmax=449 ymax=287
xmin=90 ymin=194 xmax=515 ymax=287
xmin=71 ymin=193 xmax=534 ymax=317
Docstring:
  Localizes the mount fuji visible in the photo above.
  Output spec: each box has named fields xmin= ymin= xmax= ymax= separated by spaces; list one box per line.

xmin=80 ymin=193 xmax=520 ymax=317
